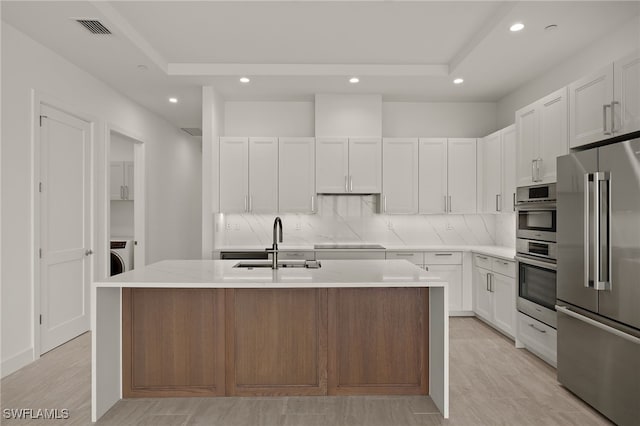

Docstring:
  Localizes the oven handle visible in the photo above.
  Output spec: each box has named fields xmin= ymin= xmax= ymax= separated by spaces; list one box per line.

xmin=515 ymin=202 xmax=557 ymax=211
xmin=515 ymin=255 xmax=557 ymax=271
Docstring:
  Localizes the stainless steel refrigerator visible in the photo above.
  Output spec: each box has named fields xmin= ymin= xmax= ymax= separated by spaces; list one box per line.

xmin=557 ymin=137 xmax=640 ymax=426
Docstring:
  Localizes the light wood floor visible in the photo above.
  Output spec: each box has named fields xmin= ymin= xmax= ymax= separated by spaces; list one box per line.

xmin=1 ymin=317 xmax=613 ymax=425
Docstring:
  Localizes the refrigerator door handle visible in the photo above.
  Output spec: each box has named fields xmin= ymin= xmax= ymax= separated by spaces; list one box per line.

xmin=556 ymin=305 xmax=640 ymax=345
xmin=584 ymin=173 xmax=592 ymax=288
xmin=595 ymin=171 xmax=611 ymax=291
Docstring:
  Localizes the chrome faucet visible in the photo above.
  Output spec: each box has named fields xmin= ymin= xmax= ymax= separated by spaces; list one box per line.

xmin=271 ymin=217 xmax=283 ymax=269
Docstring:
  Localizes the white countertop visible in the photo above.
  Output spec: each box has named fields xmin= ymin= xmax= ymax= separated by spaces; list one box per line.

xmin=214 ymin=244 xmax=516 ymax=261
xmin=96 ymin=259 xmax=446 ymax=289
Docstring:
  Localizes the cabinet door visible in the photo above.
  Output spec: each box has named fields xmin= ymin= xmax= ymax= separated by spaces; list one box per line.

xmin=418 ymin=138 xmax=448 ymax=214
xmin=279 ymin=138 xmax=316 ymax=213
xmin=382 ymin=138 xmax=418 ymax=214
xmin=491 ymin=272 xmax=515 ymax=337
xmin=538 ymin=87 xmax=568 ymax=184
xmin=348 ymin=138 xmax=381 ymax=194
xmin=501 ymin=125 xmax=516 ymax=212
xmin=219 ymin=137 xmax=249 ymax=213
xmin=516 ymin=103 xmax=538 ymax=186
xmin=248 ymin=137 xmax=278 ymax=213
xmin=110 ymin=162 xmax=125 ymax=200
xmin=447 ymin=139 xmax=477 ymax=214
xmin=473 ymin=266 xmax=493 ymax=321
xmin=614 ymin=51 xmax=640 ymax=135
xmin=569 ymin=64 xmax=614 ymax=148
xmin=427 ymin=264 xmax=462 ymax=313
xmin=316 ymin=138 xmax=348 ymax=193
xmin=124 ymin=161 xmax=134 ymax=200
xmin=480 ymin=131 xmax=502 ymax=213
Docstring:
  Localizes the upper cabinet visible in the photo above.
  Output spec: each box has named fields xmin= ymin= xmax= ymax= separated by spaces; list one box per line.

xmin=279 ymin=138 xmax=316 ymax=214
xmin=219 ymin=137 xmax=278 ymax=213
xmin=382 ymin=138 xmax=419 ymax=214
xmin=516 ymin=87 xmax=568 ymax=186
xmin=479 ymin=130 xmax=502 ymax=213
xmin=110 ymin=161 xmax=134 ymax=201
xmin=501 ymin=125 xmax=517 ymax=212
xmin=316 ymin=137 xmax=381 ymax=194
xmin=569 ymin=51 xmax=640 ymax=148
xmin=448 ymin=139 xmax=477 ymax=214
xmin=418 ymin=138 xmax=448 ymax=214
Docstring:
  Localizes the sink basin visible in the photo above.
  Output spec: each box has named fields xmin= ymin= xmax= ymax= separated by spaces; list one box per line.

xmin=233 ymin=260 xmax=312 ymax=269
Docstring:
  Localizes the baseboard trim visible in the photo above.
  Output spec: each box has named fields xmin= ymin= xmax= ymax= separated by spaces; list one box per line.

xmin=1 ymin=347 xmax=34 ymax=378
xmin=449 ymin=311 xmax=474 ymax=317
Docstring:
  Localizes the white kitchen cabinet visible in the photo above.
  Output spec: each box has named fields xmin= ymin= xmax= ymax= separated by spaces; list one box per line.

xmin=516 ymin=87 xmax=568 ymax=185
xmin=473 ymin=254 xmax=516 ymax=338
xmin=382 ymin=138 xmax=419 ymax=214
xmin=474 ymin=265 xmax=493 ymax=321
xmin=316 ymin=137 xmax=381 ymax=194
xmin=110 ymin=161 xmax=134 ymax=200
xmin=491 ymin=272 xmax=516 ymax=336
xmin=447 ymin=138 xmax=477 ymax=214
xmin=418 ymin=138 xmax=448 ymax=214
xmin=569 ymin=51 xmax=640 ymax=148
xmin=315 ymin=250 xmax=385 ymax=260
xmin=219 ymin=137 xmax=249 ymax=213
xmin=516 ymin=312 xmax=557 ymax=367
xmin=248 ymin=137 xmax=278 ymax=213
xmin=430 ymin=264 xmax=463 ymax=313
xmin=278 ymin=138 xmax=316 ymax=213
xmin=479 ymin=130 xmax=502 ymax=213
xmin=501 ymin=125 xmax=517 ymax=212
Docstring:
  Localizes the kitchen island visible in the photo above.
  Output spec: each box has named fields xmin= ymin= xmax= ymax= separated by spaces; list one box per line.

xmin=91 ymin=259 xmax=449 ymax=422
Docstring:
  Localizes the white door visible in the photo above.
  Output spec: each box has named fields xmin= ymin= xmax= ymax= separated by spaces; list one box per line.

xmin=538 ymin=87 xmax=568 ymax=184
xmin=516 ymin=103 xmax=538 ymax=186
xmin=501 ymin=125 xmax=517 ymax=212
xmin=248 ymin=137 xmax=278 ymax=213
xmin=491 ymin=272 xmax=515 ymax=337
xmin=39 ymin=105 xmax=91 ymax=354
xmin=382 ymin=138 xmax=418 ymax=214
xmin=279 ymin=138 xmax=316 ymax=213
xmin=480 ymin=131 xmax=502 ymax=213
xmin=348 ymin=138 xmax=381 ymax=194
xmin=428 ymin=264 xmax=463 ymax=313
xmin=124 ymin=161 xmax=134 ymax=200
xmin=569 ymin=64 xmax=614 ymax=148
xmin=219 ymin=137 xmax=249 ymax=213
xmin=109 ymin=162 xmax=124 ymax=200
xmin=614 ymin=51 xmax=640 ymax=135
xmin=316 ymin=138 xmax=349 ymax=193
xmin=447 ymin=138 xmax=477 ymax=214
xmin=418 ymin=138 xmax=448 ymax=214
xmin=473 ymin=266 xmax=493 ymax=322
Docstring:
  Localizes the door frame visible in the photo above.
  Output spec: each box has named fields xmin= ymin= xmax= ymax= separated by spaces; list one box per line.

xmin=105 ymin=125 xmax=146 ymax=272
xmin=32 ymin=90 xmax=99 ymax=358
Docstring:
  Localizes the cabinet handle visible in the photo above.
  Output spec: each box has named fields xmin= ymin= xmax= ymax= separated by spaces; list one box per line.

xmin=611 ymin=101 xmax=619 ymax=133
xmin=448 ymin=195 xmax=452 ymax=213
xmin=349 ymin=175 xmax=353 ymax=192
xmin=394 ymin=253 xmax=414 ymax=257
xmin=528 ymin=323 xmax=547 ymax=334
xmin=495 ymin=194 xmax=499 ymax=212
xmin=383 ymin=196 xmax=387 ymax=213
xmin=490 ymin=273 xmax=494 ymax=292
xmin=486 ymin=273 xmax=490 ymax=292
xmin=477 ymin=255 xmax=488 ymax=260
xmin=513 ymin=193 xmax=516 ymax=212
xmin=311 ymin=195 xmax=315 ymax=213
xmin=345 ymin=176 xmax=348 ymax=192
xmin=531 ymin=159 xmax=536 ymax=182
xmin=435 ymin=253 xmax=453 ymax=256
xmin=120 ymin=186 xmax=124 ymax=200
xmin=603 ymin=104 xmax=612 ymax=135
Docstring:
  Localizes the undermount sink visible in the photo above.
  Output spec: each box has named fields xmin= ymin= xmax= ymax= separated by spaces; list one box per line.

xmin=233 ymin=260 xmax=320 ymax=269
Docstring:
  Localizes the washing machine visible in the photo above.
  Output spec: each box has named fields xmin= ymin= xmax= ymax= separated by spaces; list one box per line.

xmin=110 ymin=239 xmax=134 ymax=276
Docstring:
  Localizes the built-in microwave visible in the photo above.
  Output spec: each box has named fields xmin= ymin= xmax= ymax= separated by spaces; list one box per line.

xmin=516 ymin=183 xmax=557 ymax=242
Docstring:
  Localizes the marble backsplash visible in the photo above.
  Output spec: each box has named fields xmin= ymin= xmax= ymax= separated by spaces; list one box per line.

xmin=214 ymin=195 xmax=516 ymax=248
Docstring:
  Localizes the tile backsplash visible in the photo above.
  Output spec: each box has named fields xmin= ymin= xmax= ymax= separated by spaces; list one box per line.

xmin=214 ymin=195 xmax=515 ymax=248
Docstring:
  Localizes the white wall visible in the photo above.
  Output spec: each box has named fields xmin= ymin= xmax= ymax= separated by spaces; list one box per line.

xmin=315 ymin=94 xmax=382 ymax=137
xmin=497 ymin=15 xmax=640 ymax=128
xmin=383 ymin=102 xmax=497 ymax=137
xmin=1 ymin=23 xmax=202 ymax=376
xmin=224 ymin=101 xmax=313 ymax=137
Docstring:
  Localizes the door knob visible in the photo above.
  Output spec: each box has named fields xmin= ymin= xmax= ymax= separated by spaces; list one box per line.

xmin=85 ymin=249 xmax=93 ymax=256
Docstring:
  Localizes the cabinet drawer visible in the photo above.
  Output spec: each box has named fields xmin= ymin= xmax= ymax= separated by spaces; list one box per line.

xmin=315 ymin=251 xmax=386 ymax=260
xmin=474 ymin=254 xmax=492 ymax=269
xmin=278 ymin=251 xmax=315 ymax=261
xmin=491 ymin=258 xmax=516 ymax=278
xmin=424 ymin=252 xmax=462 ymax=265
xmin=517 ymin=312 xmax=557 ymax=366
xmin=386 ymin=251 xmax=424 ymax=265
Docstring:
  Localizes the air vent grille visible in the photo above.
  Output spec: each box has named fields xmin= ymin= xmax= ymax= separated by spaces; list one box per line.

xmin=76 ymin=19 xmax=111 ymax=34
xmin=181 ymin=128 xmax=203 ymax=137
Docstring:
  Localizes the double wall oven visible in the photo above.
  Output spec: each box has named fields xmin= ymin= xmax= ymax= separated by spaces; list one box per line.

xmin=516 ymin=183 xmax=557 ymax=328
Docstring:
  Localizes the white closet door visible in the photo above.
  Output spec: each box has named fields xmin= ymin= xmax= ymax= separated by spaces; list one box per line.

xmin=418 ymin=138 xmax=448 ymax=214
xmin=316 ymin=138 xmax=349 ymax=193
xmin=348 ymin=138 xmax=382 ymax=193
xmin=279 ymin=137 xmax=315 ymax=213
xmin=382 ymin=138 xmax=419 ymax=214
xmin=248 ymin=137 xmax=278 ymax=213
xmin=447 ymin=138 xmax=477 ymax=214
xmin=219 ymin=137 xmax=249 ymax=213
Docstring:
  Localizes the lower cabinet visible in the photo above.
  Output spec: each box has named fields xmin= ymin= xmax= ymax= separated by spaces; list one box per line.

xmin=516 ymin=312 xmax=557 ymax=367
xmin=473 ymin=254 xmax=516 ymax=338
xmin=424 ymin=252 xmax=464 ymax=314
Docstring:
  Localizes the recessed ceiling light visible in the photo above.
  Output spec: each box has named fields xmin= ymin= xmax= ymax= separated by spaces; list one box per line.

xmin=453 ymin=78 xmax=464 ymax=85
xmin=510 ymin=22 xmax=525 ymax=32
xmin=349 ymin=77 xmax=360 ymax=84
xmin=239 ymin=77 xmax=250 ymax=83
xmin=169 ymin=97 xmax=178 ymax=103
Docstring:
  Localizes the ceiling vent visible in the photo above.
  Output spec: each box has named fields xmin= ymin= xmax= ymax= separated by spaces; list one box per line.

xmin=181 ymin=128 xmax=203 ymax=137
xmin=75 ymin=19 xmax=111 ymax=35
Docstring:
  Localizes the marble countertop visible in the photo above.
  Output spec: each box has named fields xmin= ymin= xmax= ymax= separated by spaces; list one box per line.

xmin=96 ymin=259 xmax=446 ymax=289
xmin=214 ymin=244 xmax=516 ymax=261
